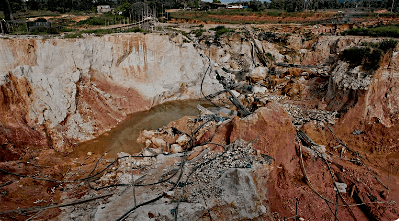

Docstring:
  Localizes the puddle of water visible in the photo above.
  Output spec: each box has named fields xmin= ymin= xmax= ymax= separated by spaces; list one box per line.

xmin=70 ymin=100 xmax=212 ymax=159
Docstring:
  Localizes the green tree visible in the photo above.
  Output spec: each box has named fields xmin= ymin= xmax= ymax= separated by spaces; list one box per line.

xmin=117 ymin=2 xmax=131 ymax=17
xmin=248 ymin=0 xmax=263 ymax=11
xmin=1 ymin=0 xmax=14 ymax=20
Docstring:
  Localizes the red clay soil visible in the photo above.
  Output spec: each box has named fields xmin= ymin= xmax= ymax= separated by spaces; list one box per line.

xmin=169 ymin=12 xmax=337 ymax=24
xmin=196 ymin=101 xmax=399 ymax=220
xmin=207 ymin=13 xmax=333 ymax=23
xmin=0 ymin=148 xmax=110 ymax=220
xmin=170 ymin=12 xmax=399 ymax=25
xmin=2 ymin=98 xmax=398 ymax=220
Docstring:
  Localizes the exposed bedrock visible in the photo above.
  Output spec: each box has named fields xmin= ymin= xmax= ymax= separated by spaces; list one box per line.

xmin=1 ymin=32 xmax=398 ymax=156
xmin=0 ymin=34 xmax=219 ymax=153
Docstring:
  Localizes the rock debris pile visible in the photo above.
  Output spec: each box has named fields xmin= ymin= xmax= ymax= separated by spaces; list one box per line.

xmin=62 ymin=139 xmax=272 ymax=221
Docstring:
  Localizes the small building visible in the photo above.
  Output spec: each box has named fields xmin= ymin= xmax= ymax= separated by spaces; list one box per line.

xmin=227 ymin=5 xmax=245 ymax=9
xmin=97 ymin=5 xmax=112 ymax=14
xmin=27 ymin=21 xmax=51 ymax=32
xmin=207 ymin=2 xmax=227 ymax=9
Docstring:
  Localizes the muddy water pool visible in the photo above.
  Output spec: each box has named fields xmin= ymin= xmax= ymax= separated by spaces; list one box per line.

xmin=70 ymin=100 xmax=218 ymax=159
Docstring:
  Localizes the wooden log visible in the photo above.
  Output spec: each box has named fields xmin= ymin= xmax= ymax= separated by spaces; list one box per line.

xmin=244 ymin=27 xmax=268 ymax=67
xmin=227 ymin=90 xmax=251 ymax=117
xmin=214 ymin=70 xmax=251 ymax=117
xmin=199 ymin=89 xmax=227 ymax=101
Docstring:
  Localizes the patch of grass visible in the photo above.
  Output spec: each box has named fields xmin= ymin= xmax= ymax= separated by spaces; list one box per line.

xmin=78 ymin=17 xmax=105 ymax=26
xmin=125 ymin=27 xmax=147 ymax=33
xmin=13 ymin=10 xmax=62 ymax=20
xmin=265 ymin=10 xmax=283 ymax=17
xmin=361 ymin=39 xmax=398 ymax=52
xmin=361 ymin=42 xmax=379 ymax=48
xmin=30 ymin=27 xmax=60 ymax=35
xmin=77 ymin=13 xmax=127 ymax=27
xmin=265 ymin=52 xmax=274 ymax=60
xmin=64 ymin=32 xmax=82 ymax=38
xmin=83 ymin=29 xmax=113 ymax=35
xmin=343 ymin=25 xmax=399 ymax=38
xmin=64 ymin=27 xmax=147 ymax=38
xmin=210 ymin=25 xmax=234 ymax=39
xmin=191 ymin=28 xmax=205 ymax=37
xmin=376 ymin=13 xmax=399 ymax=18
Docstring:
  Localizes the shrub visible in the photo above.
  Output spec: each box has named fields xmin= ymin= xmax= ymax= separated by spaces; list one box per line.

xmin=210 ymin=25 xmax=233 ymax=39
xmin=378 ymin=39 xmax=398 ymax=52
xmin=191 ymin=28 xmax=205 ymax=37
xmin=341 ymin=47 xmax=383 ymax=71
xmin=126 ymin=27 xmax=146 ymax=33
xmin=340 ymin=47 xmax=370 ymax=67
xmin=265 ymin=52 xmax=274 ymax=60
xmin=363 ymin=49 xmax=382 ymax=71
xmin=343 ymin=25 xmax=399 ymax=38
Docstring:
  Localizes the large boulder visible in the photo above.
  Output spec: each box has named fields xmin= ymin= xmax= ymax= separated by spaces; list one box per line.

xmin=248 ymin=66 xmax=268 ymax=81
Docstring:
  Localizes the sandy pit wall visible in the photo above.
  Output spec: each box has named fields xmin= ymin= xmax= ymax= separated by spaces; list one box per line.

xmin=0 ymin=33 xmax=219 ymax=153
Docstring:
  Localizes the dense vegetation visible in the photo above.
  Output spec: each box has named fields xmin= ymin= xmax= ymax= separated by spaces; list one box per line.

xmin=1 ymin=0 xmax=399 ymax=20
xmin=343 ymin=25 xmax=399 ymax=38
xmin=340 ymin=39 xmax=397 ymax=71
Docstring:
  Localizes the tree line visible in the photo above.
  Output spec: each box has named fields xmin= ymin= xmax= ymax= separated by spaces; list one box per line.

xmin=0 ymin=0 xmax=194 ymax=14
xmin=265 ymin=0 xmax=398 ymax=12
xmin=1 ymin=0 xmax=398 ymax=21
xmin=233 ymin=0 xmax=397 ymax=12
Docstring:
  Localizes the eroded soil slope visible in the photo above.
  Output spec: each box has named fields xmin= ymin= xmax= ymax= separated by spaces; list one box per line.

xmin=0 ymin=26 xmax=399 ymax=220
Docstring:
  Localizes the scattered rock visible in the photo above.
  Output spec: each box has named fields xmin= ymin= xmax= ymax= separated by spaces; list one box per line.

xmin=352 ymin=129 xmax=363 ymax=135
xmin=142 ymin=148 xmax=154 ymax=157
xmin=151 ymin=137 xmax=166 ymax=148
xmin=170 ymin=144 xmax=183 ymax=153
xmin=117 ymin=152 xmax=130 ymax=158
xmin=142 ymin=130 xmax=155 ymax=139
xmin=145 ymin=139 xmax=152 ymax=147
xmin=252 ymin=86 xmax=267 ymax=94
xmin=248 ymin=66 xmax=268 ymax=81
xmin=334 ymin=182 xmax=348 ymax=193
xmin=176 ymin=134 xmax=190 ymax=146
xmin=165 ymin=191 xmax=174 ymax=198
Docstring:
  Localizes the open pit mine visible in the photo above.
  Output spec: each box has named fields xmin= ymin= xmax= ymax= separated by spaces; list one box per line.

xmin=0 ymin=25 xmax=399 ymax=220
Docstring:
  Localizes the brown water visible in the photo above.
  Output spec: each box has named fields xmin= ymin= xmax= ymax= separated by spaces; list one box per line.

xmin=70 ymin=100 xmax=210 ymax=159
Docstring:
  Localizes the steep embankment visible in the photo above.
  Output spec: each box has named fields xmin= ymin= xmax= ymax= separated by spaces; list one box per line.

xmin=0 ymin=34 xmax=218 ymax=154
